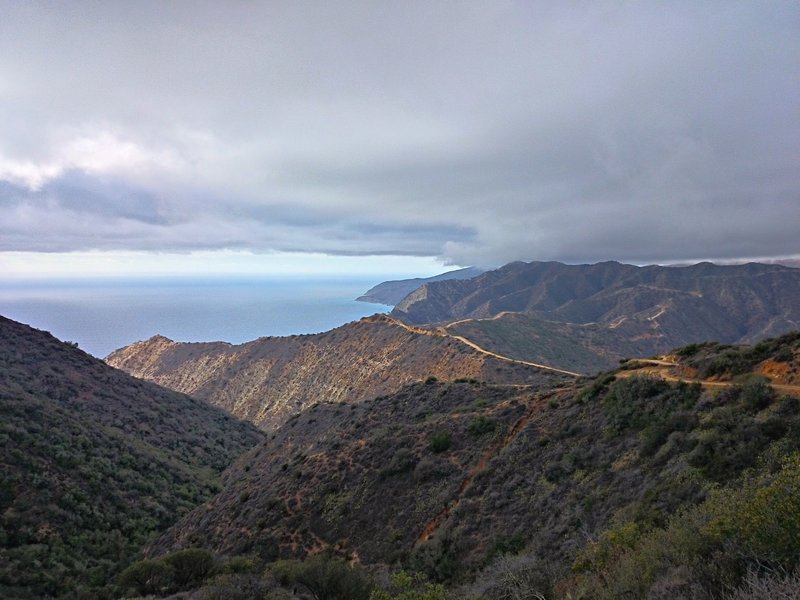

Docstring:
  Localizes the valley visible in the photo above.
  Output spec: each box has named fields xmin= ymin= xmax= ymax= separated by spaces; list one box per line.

xmin=4 ymin=261 xmax=800 ymax=599
xmin=4 ymin=4 xmax=798 ymax=598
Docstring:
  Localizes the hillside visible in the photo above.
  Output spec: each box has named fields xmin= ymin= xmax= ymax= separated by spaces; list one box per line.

xmin=145 ymin=331 xmax=800 ymax=598
xmin=0 ymin=316 xmax=262 ymax=598
xmin=106 ymin=314 xmax=569 ymax=430
xmin=357 ymin=267 xmax=484 ymax=306
xmin=446 ymin=312 xmax=660 ymax=374
xmin=392 ymin=261 xmax=800 ymax=372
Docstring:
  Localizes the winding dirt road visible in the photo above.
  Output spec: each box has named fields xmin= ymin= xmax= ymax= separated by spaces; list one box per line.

xmin=380 ymin=315 xmax=582 ymax=377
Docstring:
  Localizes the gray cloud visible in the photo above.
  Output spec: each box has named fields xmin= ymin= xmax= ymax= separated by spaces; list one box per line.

xmin=0 ymin=1 xmax=798 ymax=266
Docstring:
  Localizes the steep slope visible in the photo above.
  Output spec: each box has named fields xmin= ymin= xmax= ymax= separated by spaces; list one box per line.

xmin=357 ymin=267 xmax=484 ymax=306
xmin=148 ymin=332 xmax=800 ymax=598
xmin=106 ymin=314 xmax=569 ymax=430
xmin=393 ymin=261 xmax=800 ymax=371
xmin=0 ymin=316 xmax=262 ymax=599
xmin=446 ymin=312 xmax=657 ymax=374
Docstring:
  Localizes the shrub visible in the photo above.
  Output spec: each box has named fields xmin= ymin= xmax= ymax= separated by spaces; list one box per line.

xmin=578 ymin=373 xmax=616 ymax=402
xmin=117 ymin=558 xmax=174 ymax=596
xmin=370 ymin=570 xmax=447 ymax=600
xmin=271 ymin=554 xmax=373 ymax=600
xmin=413 ymin=457 xmax=450 ymax=482
xmin=379 ymin=448 xmax=417 ymax=478
xmin=163 ymin=547 xmax=215 ymax=589
xmin=675 ymin=343 xmax=702 ymax=357
xmin=428 ymin=431 xmax=451 ymax=453
xmin=704 ymin=453 xmax=800 ymax=566
xmin=603 ymin=377 xmax=700 ymax=434
xmin=727 ymin=569 xmax=800 ymax=600
xmin=573 ymin=452 xmax=800 ymax=599
xmin=739 ymin=377 xmax=774 ymax=412
xmin=196 ymin=573 xmax=271 ymax=600
xmin=409 ymin=533 xmax=462 ymax=582
xmin=217 ymin=555 xmax=259 ymax=575
xmin=466 ymin=554 xmax=550 ymax=600
xmin=468 ymin=415 xmax=496 ymax=436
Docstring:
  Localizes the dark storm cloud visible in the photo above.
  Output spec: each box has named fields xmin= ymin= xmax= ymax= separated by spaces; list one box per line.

xmin=0 ymin=1 xmax=798 ymax=265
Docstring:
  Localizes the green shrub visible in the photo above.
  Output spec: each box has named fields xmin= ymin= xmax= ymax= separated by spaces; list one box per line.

xmin=603 ymin=377 xmax=701 ymax=434
xmin=379 ymin=448 xmax=417 ymax=478
xmin=739 ymin=377 xmax=774 ymax=412
xmin=572 ymin=452 xmax=800 ymax=599
xmin=428 ymin=431 xmax=451 ymax=453
xmin=675 ymin=343 xmax=703 ymax=357
xmin=163 ymin=548 xmax=215 ymax=589
xmin=468 ymin=415 xmax=496 ymax=436
xmin=578 ymin=372 xmax=617 ymax=402
xmin=704 ymin=452 xmax=800 ymax=566
xmin=370 ymin=570 xmax=446 ymax=600
xmin=217 ymin=555 xmax=259 ymax=575
xmin=117 ymin=558 xmax=174 ymax=596
xmin=271 ymin=554 xmax=373 ymax=600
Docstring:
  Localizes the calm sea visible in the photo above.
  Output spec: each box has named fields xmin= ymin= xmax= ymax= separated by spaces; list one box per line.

xmin=0 ymin=278 xmax=392 ymax=358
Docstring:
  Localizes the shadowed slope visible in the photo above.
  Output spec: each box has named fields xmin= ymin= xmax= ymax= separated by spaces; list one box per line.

xmin=0 ymin=316 xmax=262 ymax=598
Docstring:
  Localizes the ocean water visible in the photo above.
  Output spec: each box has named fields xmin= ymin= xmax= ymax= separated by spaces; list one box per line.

xmin=0 ymin=278 xmax=392 ymax=358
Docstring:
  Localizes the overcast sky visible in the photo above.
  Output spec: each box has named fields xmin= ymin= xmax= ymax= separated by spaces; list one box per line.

xmin=1 ymin=1 xmax=798 ymax=275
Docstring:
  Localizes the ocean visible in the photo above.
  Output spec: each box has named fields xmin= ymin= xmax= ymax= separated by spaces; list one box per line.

xmin=0 ymin=277 xmax=392 ymax=358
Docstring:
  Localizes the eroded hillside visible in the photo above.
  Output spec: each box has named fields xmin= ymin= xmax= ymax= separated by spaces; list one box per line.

xmin=107 ymin=314 xmax=569 ymax=429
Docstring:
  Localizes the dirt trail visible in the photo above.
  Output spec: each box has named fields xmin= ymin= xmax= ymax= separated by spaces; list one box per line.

xmin=619 ymin=359 xmax=800 ymax=396
xmin=445 ymin=311 xmax=516 ymax=328
xmin=447 ymin=333 xmax=582 ymax=377
xmin=380 ymin=315 xmax=582 ymax=378
xmin=418 ymin=389 xmax=566 ymax=543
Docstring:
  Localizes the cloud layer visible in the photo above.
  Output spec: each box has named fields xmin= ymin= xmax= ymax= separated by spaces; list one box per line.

xmin=1 ymin=2 xmax=798 ymax=266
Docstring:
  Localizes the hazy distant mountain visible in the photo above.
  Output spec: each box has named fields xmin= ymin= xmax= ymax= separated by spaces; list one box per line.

xmin=391 ymin=261 xmax=800 ymax=370
xmin=106 ymin=314 xmax=566 ymax=430
xmin=357 ymin=267 xmax=484 ymax=306
xmin=0 ymin=316 xmax=261 ymax=598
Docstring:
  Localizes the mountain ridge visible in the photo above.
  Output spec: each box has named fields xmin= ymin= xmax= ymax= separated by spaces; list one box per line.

xmin=356 ymin=267 xmax=484 ymax=306
xmin=107 ymin=314 xmax=569 ymax=430
xmin=391 ymin=261 xmax=800 ymax=371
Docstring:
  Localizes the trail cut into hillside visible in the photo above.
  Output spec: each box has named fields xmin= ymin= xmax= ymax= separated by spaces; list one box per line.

xmin=107 ymin=314 xmax=571 ymax=429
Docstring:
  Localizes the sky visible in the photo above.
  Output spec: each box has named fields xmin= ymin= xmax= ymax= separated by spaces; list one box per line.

xmin=1 ymin=1 xmax=799 ymax=276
